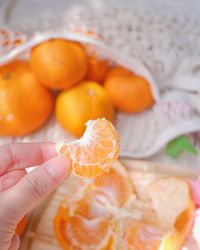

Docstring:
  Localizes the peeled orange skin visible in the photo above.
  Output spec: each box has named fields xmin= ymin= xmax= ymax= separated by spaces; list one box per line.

xmin=53 ymin=162 xmax=195 ymax=250
xmin=160 ymin=199 xmax=195 ymax=250
xmin=53 ymin=163 xmax=132 ymax=250
xmin=0 ymin=61 xmax=53 ymax=136
xmin=30 ymin=39 xmax=88 ymax=89
xmin=56 ymin=118 xmax=119 ymax=178
xmin=104 ymin=66 xmax=154 ymax=113
xmin=85 ymin=55 xmax=110 ymax=83
xmin=55 ymin=81 xmax=115 ymax=137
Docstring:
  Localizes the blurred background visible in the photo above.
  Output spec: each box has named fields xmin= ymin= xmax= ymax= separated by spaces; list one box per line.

xmin=1 ymin=0 xmax=200 ymax=169
xmin=1 ymin=0 xmax=200 ymax=31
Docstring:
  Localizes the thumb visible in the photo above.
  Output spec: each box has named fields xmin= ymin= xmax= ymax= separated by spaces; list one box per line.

xmin=1 ymin=156 xmax=70 ymax=222
xmin=8 ymin=234 xmax=20 ymax=250
xmin=191 ymin=180 xmax=200 ymax=207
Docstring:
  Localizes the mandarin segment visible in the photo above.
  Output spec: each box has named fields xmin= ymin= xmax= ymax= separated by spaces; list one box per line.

xmin=75 ymin=196 xmax=109 ymax=219
xmin=123 ymin=221 xmax=164 ymax=250
xmin=56 ymin=118 xmax=119 ymax=178
xmin=54 ymin=204 xmax=112 ymax=250
xmin=94 ymin=162 xmax=133 ymax=207
xmin=53 ymin=205 xmax=71 ymax=249
xmin=68 ymin=216 xmax=111 ymax=248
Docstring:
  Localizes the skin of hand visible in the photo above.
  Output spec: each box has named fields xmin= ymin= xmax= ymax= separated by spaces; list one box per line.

xmin=191 ymin=180 xmax=200 ymax=207
xmin=0 ymin=142 xmax=70 ymax=250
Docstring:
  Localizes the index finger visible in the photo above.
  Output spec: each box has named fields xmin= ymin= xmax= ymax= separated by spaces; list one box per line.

xmin=0 ymin=142 xmax=58 ymax=175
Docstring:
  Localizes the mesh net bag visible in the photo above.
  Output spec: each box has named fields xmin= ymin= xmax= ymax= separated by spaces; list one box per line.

xmin=0 ymin=0 xmax=200 ymax=160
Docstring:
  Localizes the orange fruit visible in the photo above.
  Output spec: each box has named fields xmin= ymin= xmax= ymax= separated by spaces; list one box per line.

xmin=123 ymin=221 xmax=164 ymax=250
xmin=0 ymin=60 xmax=53 ymax=136
xmin=56 ymin=118 xmax=119 ymax=178
xmin=106 ymin=66 xmax=133 ymax=78
xmin=55 ymin=81 xmax=115 ymax=136
xmin=53 ymin=162 xmax=195 ymax=250
xmin=85 ymin=55 xmax=110 ymax=83
xmin=30 ymin=39 xmax=88 ymax=89
xmin=53 ymin=163 xmax=132 ymax=249
xmin=16 ymin=216 xmax=27 ymax=236
xmin=93 ymin=165 xmax=133 ymax=207
xmin=104 ymin=66 xmax=154 ymax=113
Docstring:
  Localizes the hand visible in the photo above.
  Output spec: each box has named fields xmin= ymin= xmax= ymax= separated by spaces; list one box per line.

xmin=0 ymin=142 xmax=70 ymax=250
xmin=191 ymin=179 xmax=200 ymax=207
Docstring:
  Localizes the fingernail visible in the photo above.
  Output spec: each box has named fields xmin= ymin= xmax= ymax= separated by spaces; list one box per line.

xmin=45 ymin=157 xmax=70 ymax=180
xmin=191 ymin=180 xmax=200 ymax=206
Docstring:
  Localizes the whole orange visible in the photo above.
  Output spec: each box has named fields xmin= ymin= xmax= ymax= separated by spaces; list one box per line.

xmin=0 ymin=60 xmax=53 ymax=136
xmin=104 ymin=67 xmax=154 ymax=113
xmin=55 ymin=81 xmax=115 ymax=136
xmin=30 ymin=39 xmax=88 ymax=89
xmin=85 ymin=55 xmax=110 ymax=83
xmin=106 ymin=66 xmax=134 ymax=78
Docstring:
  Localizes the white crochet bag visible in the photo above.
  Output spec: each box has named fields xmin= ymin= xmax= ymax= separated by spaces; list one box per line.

xmin=0 ymin=0 xmax=200 ymax=161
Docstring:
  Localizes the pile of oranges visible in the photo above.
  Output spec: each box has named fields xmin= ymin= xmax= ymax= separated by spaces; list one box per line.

xmin=0 ymin=38 xmax=154 ymax=137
